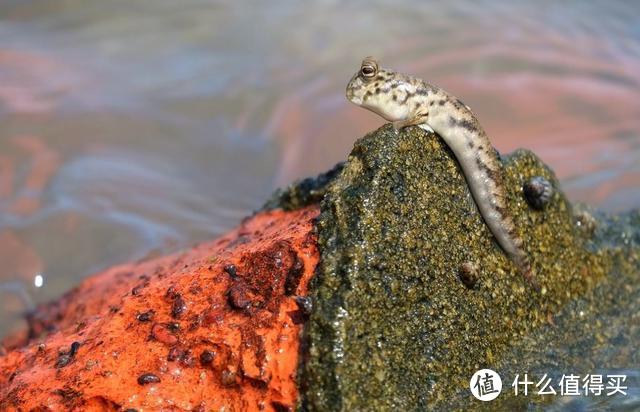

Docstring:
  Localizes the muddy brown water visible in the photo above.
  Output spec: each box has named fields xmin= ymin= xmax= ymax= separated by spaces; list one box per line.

xmin=1 ymin=1 xmax=639 ymax=407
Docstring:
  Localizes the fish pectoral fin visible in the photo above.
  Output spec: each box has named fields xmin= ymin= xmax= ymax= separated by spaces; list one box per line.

xmin=392 ymin=111 xmax=429 ymax=132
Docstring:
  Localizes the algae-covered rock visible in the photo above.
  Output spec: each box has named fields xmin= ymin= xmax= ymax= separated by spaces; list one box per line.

xmin=296 ymin=125 xmax=639 ymax=410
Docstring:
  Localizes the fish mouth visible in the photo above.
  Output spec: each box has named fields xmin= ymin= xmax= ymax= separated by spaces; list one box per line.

xmin=346 ymin=88 xmax=363 ymax=105
xmin=348 ymin=96 xmax=363 ymax=105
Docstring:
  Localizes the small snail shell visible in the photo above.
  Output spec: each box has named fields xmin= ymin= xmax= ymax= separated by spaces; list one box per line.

xmin=523 ymin=176 xmax=553 ymax=210
xmin=458 ymin=261 xmax=479 ymax=289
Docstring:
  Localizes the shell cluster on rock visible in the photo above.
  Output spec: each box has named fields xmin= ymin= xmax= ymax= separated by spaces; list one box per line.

xmin=523 ymin=176 xmax=554 ymax=209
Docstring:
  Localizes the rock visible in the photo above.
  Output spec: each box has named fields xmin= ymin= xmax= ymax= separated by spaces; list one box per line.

xmin=297 ymin=125 xmax=639 ymax=411
xmin=0 ymin=206 xmax=320 ymax=411
xmin=1 ymin=123 xmax=638 ymax=411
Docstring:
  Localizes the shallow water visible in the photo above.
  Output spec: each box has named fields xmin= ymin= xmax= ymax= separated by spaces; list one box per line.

xmin=0 ymin=0 xmax=638 ymax=379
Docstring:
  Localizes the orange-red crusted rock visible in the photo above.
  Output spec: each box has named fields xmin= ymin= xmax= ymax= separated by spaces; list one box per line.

xmin=0 ymin=206 xmax=320 ymax=412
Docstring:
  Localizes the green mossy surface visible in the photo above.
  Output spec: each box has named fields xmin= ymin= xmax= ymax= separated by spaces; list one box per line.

xmin=267 ymin=124 xmax=639 ymax=411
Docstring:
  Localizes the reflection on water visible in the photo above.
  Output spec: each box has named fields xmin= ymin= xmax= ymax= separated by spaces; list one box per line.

xmin=0 ymin=0 xmax=638 ymax=384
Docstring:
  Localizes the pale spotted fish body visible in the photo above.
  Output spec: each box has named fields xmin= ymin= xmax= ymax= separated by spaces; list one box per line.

xmin=346 ymin=57 xmax=533 ymax=283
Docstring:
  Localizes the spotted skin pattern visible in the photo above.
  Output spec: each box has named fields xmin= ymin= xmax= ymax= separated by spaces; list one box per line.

xmin=346 ymin=57 xmax=534 ymax=284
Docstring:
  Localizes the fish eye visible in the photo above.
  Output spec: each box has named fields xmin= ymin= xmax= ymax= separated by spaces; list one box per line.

xmin=361 ymin=64 xmax=376 ymax=78
xmin=360 ymin=57 xmax=378 ymax=79
xmin=361 ymin=66 xmax=376 ymax=77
